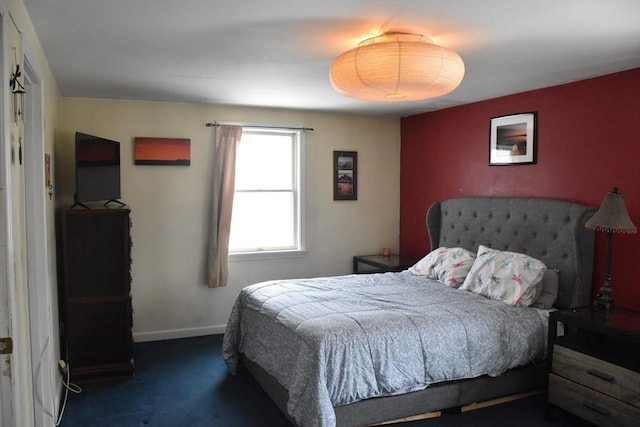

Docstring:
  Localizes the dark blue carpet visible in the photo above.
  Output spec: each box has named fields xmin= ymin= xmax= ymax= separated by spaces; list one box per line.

xmin=59 ymin=334 xmax=289 ymax=426
xmin=59 ymin=334 xmax=590 ymax=426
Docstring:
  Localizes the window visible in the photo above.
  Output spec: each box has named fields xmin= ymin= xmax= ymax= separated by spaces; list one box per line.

xmin=229 ymin=127 xmax=305 ymax=256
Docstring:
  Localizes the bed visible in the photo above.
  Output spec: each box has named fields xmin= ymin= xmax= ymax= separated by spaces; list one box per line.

xmin=223 ymin=197 xmax=596 ymax=426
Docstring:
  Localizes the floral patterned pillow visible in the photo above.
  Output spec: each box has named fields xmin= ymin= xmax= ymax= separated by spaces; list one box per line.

xmin=459 ymin=245 xmax=546 ymax=307
xmin=409 ymin=247 xmax=476 ymax=288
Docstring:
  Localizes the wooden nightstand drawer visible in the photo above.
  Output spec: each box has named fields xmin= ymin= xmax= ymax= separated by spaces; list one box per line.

xmin=552 ymin=345 xmax=640 ymax=408
xmin=549 ymin=374 xmax=640 ymax=427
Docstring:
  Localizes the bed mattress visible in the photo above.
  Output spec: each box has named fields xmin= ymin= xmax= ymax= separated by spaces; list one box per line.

xmin=223 ymin=271 xmax=547 ymax=426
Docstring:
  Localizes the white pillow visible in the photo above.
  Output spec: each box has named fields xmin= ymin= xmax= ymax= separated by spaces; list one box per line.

xmin=532 ymin=269 xmax=560 ymax=309
xmin=459 ymin=245 xmax=547 ymax=307
xmin=409 ymin=247 xmax=476 ymax=288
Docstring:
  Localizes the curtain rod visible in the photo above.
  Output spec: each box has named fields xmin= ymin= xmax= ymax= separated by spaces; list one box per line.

xmin=205 ymin=122 xmax=314 ymax=132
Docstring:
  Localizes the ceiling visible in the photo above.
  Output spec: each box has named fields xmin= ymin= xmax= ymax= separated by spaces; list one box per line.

xmin=23 ymin=0 xmax=640 ymax=117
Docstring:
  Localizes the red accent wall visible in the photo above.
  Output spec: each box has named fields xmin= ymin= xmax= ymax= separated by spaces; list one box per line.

xmin=400 ymin=68 xmax=640 ymax=310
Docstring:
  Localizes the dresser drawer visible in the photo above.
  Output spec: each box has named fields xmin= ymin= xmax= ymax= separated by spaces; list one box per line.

xmin=549 ymin=374 xmax=640 ymax=427
xmin=552 ymin=345 xmax=640 ymax=408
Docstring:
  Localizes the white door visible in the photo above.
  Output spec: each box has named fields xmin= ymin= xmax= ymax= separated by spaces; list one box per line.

xmin=0 ymin=13 xmax=52 ymax=427
xmin=8 ymin=22 xmax=33 ymax=427
xmin=0 ymin=9 xmax=20 ymax=426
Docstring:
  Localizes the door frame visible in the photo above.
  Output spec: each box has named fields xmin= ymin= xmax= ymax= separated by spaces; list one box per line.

xmin=22 ymin=38 xmax=55 ymax=427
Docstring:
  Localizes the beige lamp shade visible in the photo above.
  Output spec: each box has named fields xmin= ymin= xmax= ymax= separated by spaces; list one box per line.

xmin=585 ymin=187 xmax=637 ymax=233
xmin=329 ymin=32 xmax=465 ymax=102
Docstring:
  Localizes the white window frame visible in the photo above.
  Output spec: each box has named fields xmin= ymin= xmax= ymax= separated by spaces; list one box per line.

xmin=229 ymin=126 xmax=306 ymax=261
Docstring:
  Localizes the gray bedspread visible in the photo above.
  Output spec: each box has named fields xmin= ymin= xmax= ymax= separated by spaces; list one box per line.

xmin=223 ymin=271 xmax=545 ymax=427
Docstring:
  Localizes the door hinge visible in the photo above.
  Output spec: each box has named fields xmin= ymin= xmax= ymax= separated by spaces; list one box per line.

xmin=0 ymin=337 xmax=13 ymax=354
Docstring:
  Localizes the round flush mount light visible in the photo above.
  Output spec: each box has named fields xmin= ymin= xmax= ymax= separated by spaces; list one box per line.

xmin=329 ymin=32 xmax=465 ymax=102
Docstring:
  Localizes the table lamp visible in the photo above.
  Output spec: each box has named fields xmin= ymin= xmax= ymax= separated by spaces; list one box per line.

xmin=585 ymin=187 xmax=637 ymax=311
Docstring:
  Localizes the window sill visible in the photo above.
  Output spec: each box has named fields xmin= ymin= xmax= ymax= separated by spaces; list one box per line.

xmin=229 ymin=249 xmax=308 ymax=262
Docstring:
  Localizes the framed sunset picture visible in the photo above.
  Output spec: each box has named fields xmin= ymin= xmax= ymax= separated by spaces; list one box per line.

xmin=134 ymin=137 xmax=191 ymax=166
xmin=489 ymin=112 xmax=536 ymax=166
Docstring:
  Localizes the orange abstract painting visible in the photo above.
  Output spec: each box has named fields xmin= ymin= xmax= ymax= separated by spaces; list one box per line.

xmin=134 ymin=137 xmax=190 ymax=166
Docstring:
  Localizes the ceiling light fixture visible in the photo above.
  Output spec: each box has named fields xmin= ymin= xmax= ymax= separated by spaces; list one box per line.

xmin=329 ymin=31 xmax=465 ymax=102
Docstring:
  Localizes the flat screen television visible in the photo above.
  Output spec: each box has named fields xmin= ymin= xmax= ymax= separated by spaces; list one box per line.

xmin=74 ymin=132 xmax=123 ymax=208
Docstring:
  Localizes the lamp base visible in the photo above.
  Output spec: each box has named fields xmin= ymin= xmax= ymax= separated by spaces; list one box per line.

xmin=593 ymin=279 xmax=615 ymax=312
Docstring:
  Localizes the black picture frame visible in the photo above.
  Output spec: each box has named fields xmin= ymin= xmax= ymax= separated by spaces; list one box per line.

xmin=489 ymin=112 xmax=537 ymax=165
xmin=333 ymin=151 xmax=357 ymax=200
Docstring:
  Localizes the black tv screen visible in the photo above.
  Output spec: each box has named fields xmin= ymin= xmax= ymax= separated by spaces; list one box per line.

xmin=75 ymin=132 xmax=121 ymax=204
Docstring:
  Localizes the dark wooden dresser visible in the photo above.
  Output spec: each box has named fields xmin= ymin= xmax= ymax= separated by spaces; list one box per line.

xmin=60 ymin=208 xmax=134 ymax=382
xmin=546 ymin=306 xmax=640 ymax=426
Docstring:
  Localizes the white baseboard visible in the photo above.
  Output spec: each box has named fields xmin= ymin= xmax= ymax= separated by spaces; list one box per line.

xmin=133 ymin=324 xmax=227 ymax=343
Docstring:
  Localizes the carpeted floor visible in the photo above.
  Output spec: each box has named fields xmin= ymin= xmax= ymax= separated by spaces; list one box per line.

xmin=59 ymin=334 xmax=592 ymax=426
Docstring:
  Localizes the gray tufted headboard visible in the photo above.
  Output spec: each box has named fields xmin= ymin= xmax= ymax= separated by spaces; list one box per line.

xmin=426 ymin=197 xmax=596 ymax=309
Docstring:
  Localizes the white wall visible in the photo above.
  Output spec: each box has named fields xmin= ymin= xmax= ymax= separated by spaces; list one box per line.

xmin=58 ymin=98 xmax=401 ymax=341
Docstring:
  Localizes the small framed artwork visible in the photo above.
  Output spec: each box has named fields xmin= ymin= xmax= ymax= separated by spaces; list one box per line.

xmin=44 ymin=153 xmax=51 ymax=187
xmin=489 ymin=112 xmax=537 ymax=165
xmin=333 ymin=151 xmax=357 ymax=200
xmin=134 ymin=137 xmax=191 ymax=166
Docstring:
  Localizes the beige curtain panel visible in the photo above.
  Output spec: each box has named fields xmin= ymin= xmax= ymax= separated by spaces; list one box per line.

xmin=208 ymin=125 xmax=243 ymax=287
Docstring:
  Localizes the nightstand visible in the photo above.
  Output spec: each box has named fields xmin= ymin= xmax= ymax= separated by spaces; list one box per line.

xmin=546 ymin=306 xmax=640 ymax=426
xmin=352 ymin=254 xmax=416 ymax=274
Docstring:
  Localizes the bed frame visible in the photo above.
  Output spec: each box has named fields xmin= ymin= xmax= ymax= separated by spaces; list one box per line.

xmin=241 ymin=197 xmax=596 ymax=426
